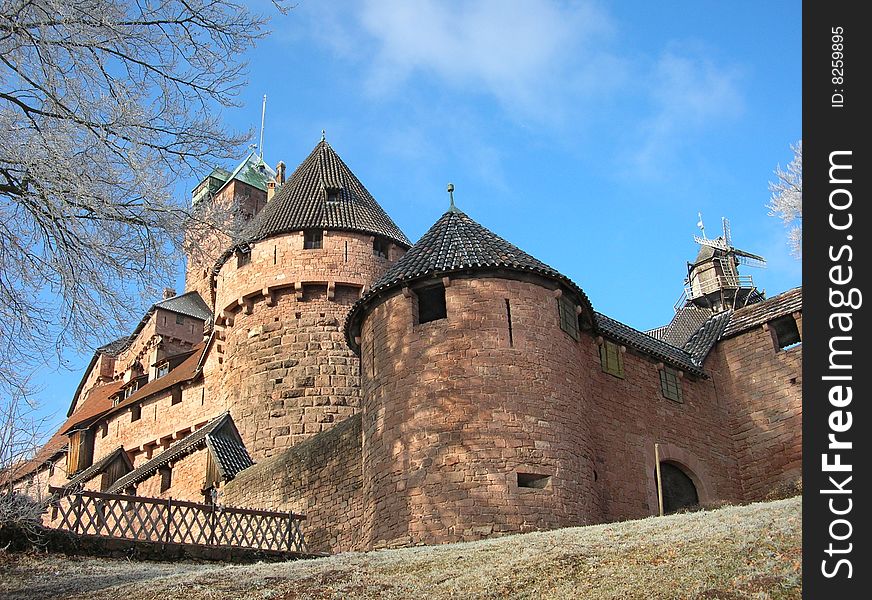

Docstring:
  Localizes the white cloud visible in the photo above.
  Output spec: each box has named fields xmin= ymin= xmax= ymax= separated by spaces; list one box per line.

xmin=355 ymin=0 xmax=623 ymax=123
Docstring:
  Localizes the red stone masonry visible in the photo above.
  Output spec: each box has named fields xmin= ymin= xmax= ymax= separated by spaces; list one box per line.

xmin=705 ymin=312 xmax=802 ymax=501
xmin=209 ymin=230 xmax=404 ymax=459
xmin=360 ymin=276 xmax=599 ymax=548
xmin=221 ymin=413 xmax=363 ymax=554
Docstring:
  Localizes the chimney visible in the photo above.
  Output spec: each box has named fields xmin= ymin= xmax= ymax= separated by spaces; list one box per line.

xmin=267 ymin=180 xmax=277 ymax=202
xmin=276 ymin=161 xmax=286 ymax=185
xmin=163 ymin=288 xmax=176 ymax=300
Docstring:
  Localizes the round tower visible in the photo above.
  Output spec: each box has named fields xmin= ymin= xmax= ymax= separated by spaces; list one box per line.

xmin=346 ymin=205 xmax=600 ymax=547
xmin=211 ymin=140 xmax=410 ymax=459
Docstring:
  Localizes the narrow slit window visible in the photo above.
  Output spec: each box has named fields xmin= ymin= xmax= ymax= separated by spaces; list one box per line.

xmin=505 ymin=299 xmax=513 ymax=347
xmin=659 ymin=366 xmax=683 ymax=403
xmin=517 ymin=472 xmax=551 ymax=489
xmin=416 ymin=284 xmax=447 ymax=324
xmin=303 ymin=229 xmax=323 ymax=249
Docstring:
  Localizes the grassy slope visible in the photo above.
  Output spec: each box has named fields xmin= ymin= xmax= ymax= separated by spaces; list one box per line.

xmin=0 ymin=496 xmax=801 ymax=600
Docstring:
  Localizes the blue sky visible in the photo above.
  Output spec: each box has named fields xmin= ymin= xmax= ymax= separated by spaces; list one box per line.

xmin=34 ymin=0 xmax=801 ymax=434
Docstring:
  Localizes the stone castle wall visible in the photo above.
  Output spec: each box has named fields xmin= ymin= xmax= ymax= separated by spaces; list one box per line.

xmin=581 ymin=336 xmax=742 ymax=521
xmin=706 ymin=313 xmax=803 ymax=501
xmin=92 ymin=381 xmax=212 ymax=467
xmin=360 ymin=276 xmax=599 ymax=548
xmin=209 ymin=230 xmax=404 ymax=460
xmin=221 ymin=413 xmax=363 ymax=554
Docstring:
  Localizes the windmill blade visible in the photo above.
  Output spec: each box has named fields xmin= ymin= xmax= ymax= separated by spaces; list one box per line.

xmin=693 ymin=235 xmax=729 ymax=250
xmin=733 ymin=248 xmax=767 ymax=268
xmin=722 ymin=217 xmax=732 ymax=247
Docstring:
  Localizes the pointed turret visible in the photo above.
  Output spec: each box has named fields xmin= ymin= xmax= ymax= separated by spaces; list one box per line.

xmin=236 ymin=140 xmax=410 ymax=248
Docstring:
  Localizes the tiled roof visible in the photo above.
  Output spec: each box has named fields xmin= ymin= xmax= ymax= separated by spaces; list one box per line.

xmin=722 ymin=287 xmax=802 ymax=338
xmin=6 ymin=380 xmax=123 ymax=483
xmin=59 ymin=381 xmax=125 ymax=435
xmin=61 ymin=446 xmax=132 ymax=491
xmin=345 ymin=207 xmax=594 ymax=351
xmin=594 ymin=312 xmax=706 ymax=377
xmin=1 ymin=432 xmax=67 ymax=485
xmin=107 ymin=413 xmax=253 ymax=493
xmin=154 ymin=291 xmax=213 ymax=322
xmin=683 ymin=311 xmax=733 ymax=364
xmin=68 ymin=337 xmax=128 ymax=417
xmin=232 ymin=140 xmax=410 ymax=249
xmin=100 ymin=342 xmax=207 ymax=425
xmin=647 ymin=307 xmax=714 ymax=348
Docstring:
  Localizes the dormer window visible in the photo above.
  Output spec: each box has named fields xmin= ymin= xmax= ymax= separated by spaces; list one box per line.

xmin=123 ymin=382 xmax=138 ymax=399
xmin=326 ymin=187 xmax=341 ymax=203
xmin=304 ymin=230 xmax=323 ymax=250
xmin=156 ymin=362 xmax=170 ymax=379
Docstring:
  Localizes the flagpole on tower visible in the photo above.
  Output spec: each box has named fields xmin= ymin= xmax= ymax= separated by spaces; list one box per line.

xmin=259 ymin=94 xmax=267 ymax=160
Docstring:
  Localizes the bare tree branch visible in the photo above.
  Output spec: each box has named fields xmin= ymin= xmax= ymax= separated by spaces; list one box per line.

xmin=767 ymin=140 xmax=802 ymax=258
xmin=0 ymin=0 xmax=279 ymax=406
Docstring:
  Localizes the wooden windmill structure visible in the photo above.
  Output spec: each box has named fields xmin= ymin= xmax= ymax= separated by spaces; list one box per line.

xmin=683 ymin=216 xmax=766 ymax=312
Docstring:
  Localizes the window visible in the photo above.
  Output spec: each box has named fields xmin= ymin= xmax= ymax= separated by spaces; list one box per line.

xmin=326 ymin=188 xmax=340 ymax=203
xmin=599 ymin=340 xmax=624 ymax=378
xmin=100 ymin=422 xmax=108 ymax=438
xmin=770 ymin=314 xmax=801 ymax=350
xmin=123 ymin=382 xmax=138 ymax=399
xmin=558 ymin=295 xmax=579 ymax=340
xmin=416 ymin=284 xmax=447 ymax=324
xmin=171 ymin=386 xmax=182 ymax=405
xmin=131 ymin=404 xmax=141 ymax=422
xmin=175 ymin=313 xmax=184 ymax=325
xmin=156 ymin=362 xmax=169 ymax=379
xmin=303 ymin=229 xmax=323 ymax=249
xmin=159 ymin=466 xmax=172 ymax=493
xmin=659 ymin=366 xmax=683 ymax=402
xmin=517 ymin=472 xmax=551 ymax=489
xmin=236 ymin=250 xmax=251 ymax=268
xmin=373 ymin=237 xmax=388 ymax=259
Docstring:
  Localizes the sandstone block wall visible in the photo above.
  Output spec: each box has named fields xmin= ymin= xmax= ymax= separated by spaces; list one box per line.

xmin=706 ymin=314 xmax=802 ymax=501
xmin=92 ymin=382 xmax=214 ymax=467
xmin=134 ymin=447 xmax=210 ymax=501
xmin=214 ymin=230 xmax=404 ymax=317
xmin=210 ymin=230 xmax=404 ymax=459
xmin=581 ymin=336 xmax=741 ymax=521
xmin=360 ymin=276 xmax=599 ymax=548
xmin=221 ymin=413 xmax=363 ymax=554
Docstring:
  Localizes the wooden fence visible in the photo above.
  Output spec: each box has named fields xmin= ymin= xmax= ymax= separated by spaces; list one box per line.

xmin=48 ymin=487 xmax=307 ymax=554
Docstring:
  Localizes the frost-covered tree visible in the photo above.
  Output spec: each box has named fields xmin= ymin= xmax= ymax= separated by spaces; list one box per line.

xmin=0 ymin=0 xmax=283 ymax=401
xmin=767 ymin=140 xmax=802 ymax=258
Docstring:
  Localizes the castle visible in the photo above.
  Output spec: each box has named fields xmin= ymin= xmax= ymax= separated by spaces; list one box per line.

xmin=9 ymin=139 xmax=802 ymax=553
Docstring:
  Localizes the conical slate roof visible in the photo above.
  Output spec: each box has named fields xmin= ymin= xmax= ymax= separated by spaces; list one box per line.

xmin=345 ymin=207 xmax=593 ymax=351
xmin=237 ymin=140 xmax=411 ymax=247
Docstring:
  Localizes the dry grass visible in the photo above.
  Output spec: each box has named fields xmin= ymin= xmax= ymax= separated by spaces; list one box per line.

xmin=0 ymin=496 xmax=801 ymax=600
